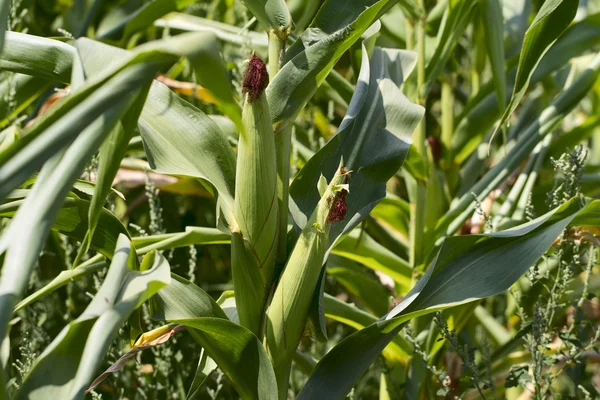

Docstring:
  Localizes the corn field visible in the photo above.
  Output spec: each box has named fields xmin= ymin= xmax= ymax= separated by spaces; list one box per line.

xmin=1 ymin=0 xmax=600 ymax=399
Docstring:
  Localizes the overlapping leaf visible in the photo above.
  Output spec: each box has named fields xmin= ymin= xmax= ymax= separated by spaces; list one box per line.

xmin=297 ymin=197 xmax=598 ymax=399
xmin=289 ymin=45 xmax=423 ymax=249
xmin=267 ymin=0 xmax=401 ymax=126
xmin=15 ymin=235 xmax=170 ymax=400
xmin=491 ymin=0 xmax=579 ymax=144
xmin=150 ymin=275 xmax=277 ymax=400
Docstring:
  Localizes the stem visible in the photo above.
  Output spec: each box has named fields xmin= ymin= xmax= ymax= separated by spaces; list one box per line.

xmin=441 ymin=76 xmax=454 ymax=167
xmin=409 ymin=4 xmax=427 ymax=269
xmin=275 ymin=124 xmax=292 ymax=264
xmin=268 ymin=30 xmax=286 ymax=81
xmin=268 ymin=29 xmax=292 ymax=266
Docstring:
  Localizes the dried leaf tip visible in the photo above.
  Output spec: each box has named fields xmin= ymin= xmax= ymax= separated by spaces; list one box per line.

xmin=243 ymin=54 xmax=268 ymax=103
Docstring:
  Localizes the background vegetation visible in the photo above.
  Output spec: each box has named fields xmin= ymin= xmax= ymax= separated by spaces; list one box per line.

xmin=1 ymin=0 xmax=600 ymax=399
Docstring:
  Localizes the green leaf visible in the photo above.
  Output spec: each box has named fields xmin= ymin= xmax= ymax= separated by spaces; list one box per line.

xmin=154 ymin=13 xmax=269 ymax=49
xmin=74 ymin=38 xmax=151 ymax=265
xmin=14 ymin=226 xmax=230 ymax=312
xmin=15 ymin=236 xmax=170 ymax=400
xmin=482 ymin=0 xmax=506 ymax=108
xmin=331 ymin=229 xmax=411 ymax=291
xmin=453 ymin=10 xmax=600 ymax=165
xmin=140 ymin=80 xmax=237 ymax=222
xmin=241 ymin=0 xmax=291 ymax=31
xmin=268 ymin=0 xmax=400 ymax=126
xmin=0 ymin=32 xmax=239 ymax=358
xmin=0 ymin=197 xmax=128 ymax=258
xmin=491 ymin=0 xmax=579 ymax=145
xmin=370 ymin=194 xmax=410 ymax=238
xmin=150 ymin=275 xmax=277 ymax=400
xmin=323 ymin=294 xmax=411 ymax=363
xmin=0 ymin=32 xmax=74 ymax=83
xmin=98 ymin=0 xmax=196 ymax=41
xmin=297 ymin=197 xmax=591 ymax=399
xmin=327 ymin=255 xmax=390 ymax=316
xmin=424 ymin=0 xmax=479 ymax=95
xmin=437 ymin=52 xmax=600 ymax=244
xmin=289 ymin=46 xmax=423 ymax=253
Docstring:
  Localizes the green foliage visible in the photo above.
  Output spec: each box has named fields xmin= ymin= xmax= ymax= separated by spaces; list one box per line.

xmin=1 ymin=1 xmax=600 ymax=399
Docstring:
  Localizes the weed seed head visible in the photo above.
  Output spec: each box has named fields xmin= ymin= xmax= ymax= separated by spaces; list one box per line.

xmin=243 ymin=54 xmax=268 ymax=103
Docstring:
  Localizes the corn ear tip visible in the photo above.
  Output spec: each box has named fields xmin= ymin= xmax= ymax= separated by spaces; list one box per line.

xmin=242 ymin=54 xmax=268 ymax=103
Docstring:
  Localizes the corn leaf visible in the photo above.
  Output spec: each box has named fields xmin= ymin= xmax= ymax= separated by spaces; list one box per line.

xmin=491 ymin=0 xmax=579 ymax=144
xmin=150 ymin=275 xmax=278 ymax=400
xmin=0 ymin=32 xmax=74 ymax=83
xmin=268 ymin=0 xmax=400 ymax=126
xmin=289 ymin=45 xmax=423 ymax=250
xmin=15 ymin=236 xmax=170 ymax=400
xmin=423 ymin=0 xmax=479 ymax=95
xmin=327 ymin=255 xmax=390 ymax=316
xmin=297 ymin=197 xmax=595 ymax=399
xmin=98 ymin=0 xmax=196 ymax=40
xmin=482 ymin=0 xmax=506 ymax=108
xmin=241 ymin=0 xmax=291 ymax=31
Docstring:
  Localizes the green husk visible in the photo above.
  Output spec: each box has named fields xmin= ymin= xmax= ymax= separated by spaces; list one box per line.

xmin=265 ymin=164 xmax=349 ymax=397
xmin=231 ymin=55 xmax=279 ymax=337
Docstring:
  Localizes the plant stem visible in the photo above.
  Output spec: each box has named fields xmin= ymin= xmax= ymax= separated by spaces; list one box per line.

xmin=275 ymin=124 xmax=292 ymax=264
xmin=441 ymin=76 xmax=454 ymax=167
xmin=268 ymin=30 xmax=286 ymax=81
xmin=268 ymin=29 xmax=292 ymax=265
xmin=409 ymin=3 xmax=427 ymax=269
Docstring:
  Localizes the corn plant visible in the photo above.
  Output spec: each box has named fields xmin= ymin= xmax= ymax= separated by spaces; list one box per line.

xmin=1 ymin=0 xmax=600 ymax=399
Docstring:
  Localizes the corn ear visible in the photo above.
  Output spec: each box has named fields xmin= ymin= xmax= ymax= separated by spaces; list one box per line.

xmin=265 ymin=163 xmax=349 ymax=381
xmin=231 ymin=54 xmax=278 ymax=336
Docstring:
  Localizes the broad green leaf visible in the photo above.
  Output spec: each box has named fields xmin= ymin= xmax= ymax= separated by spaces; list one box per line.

xmin=154 ymin=13 xmax=269 ymax=49
xmin=323 ymin=294 xmax=411 ymax=363
xmin=241 ymin=0 xmax=291 ymax=31
xmin=0 ymin=32 xmax=236 ymax=354
xmin=532 ymin=11 xmax=600 ymax=83
xmin=453 ymin=11 xmax=600 ymax=165
xmin=289 ymin=46 xmax=423 ymax=253
xmin=74 ymin=38 xmax=151 ymax=264
xmin=423 ymin=0 xmax=479 ymax=95
xmin=0 ymin=33 xmax=238 ymax=218
xmin=140 ymin=80 xmax=237 ymax=221
xmin=98 ymin=0 xmax=196 ymax=41
xmin=14 ymin=227 xmax=229 ymax=312
xmin=332 ymin=230 xmax=411 ymax=291
xmin=491 ymin=0 xmax=579 ymax=144
xmin=150 ymin=275 xmax=277 ymax=400
xmin=0 ymin=32 xmax=74 ymax=83
xmin=370 ymin=194 xmax=410 ymax=238
xmin=268 ymin=0 xmax=400 ymax=126
xmin=297 ymin=197 xmax=592 ymax=399
xmin=327 ymin=255 xmax=390 ymax=316
xmin=436 ymin=53 xmax=600 ymax=244
xmin=15 ymin=236 xmax=170 ymax=400
xmin=14 ymin=259 xmax=107 ymax=313
xmin=482 ymin=0 xmax=506 ymax=108
xmin=0 ymin=32 xmax=215 ymax=200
